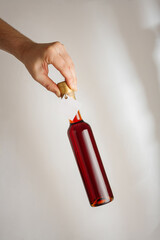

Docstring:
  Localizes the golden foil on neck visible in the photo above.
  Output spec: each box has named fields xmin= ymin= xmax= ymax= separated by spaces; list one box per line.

xmin=57 ymin=81 xmax=76 ymax=99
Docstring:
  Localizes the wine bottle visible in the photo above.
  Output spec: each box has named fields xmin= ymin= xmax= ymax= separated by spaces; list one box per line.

xmin=58 ymin=81 xmax=114 ymax=207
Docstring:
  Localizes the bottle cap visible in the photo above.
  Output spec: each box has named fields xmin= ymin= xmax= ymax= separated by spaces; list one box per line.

xmin=57 ymin=81 xmax=76 ymax=99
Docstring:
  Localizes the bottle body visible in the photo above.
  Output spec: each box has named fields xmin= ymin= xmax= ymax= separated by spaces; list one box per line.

xmin=68 ymin=120 xmax=114 ymax=207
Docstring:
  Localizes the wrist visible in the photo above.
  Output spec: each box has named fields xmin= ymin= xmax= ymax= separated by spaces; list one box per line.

xmin=18 ymin=39 xmax=36 ymax=63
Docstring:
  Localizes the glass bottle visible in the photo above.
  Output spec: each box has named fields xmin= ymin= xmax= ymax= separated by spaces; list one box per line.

xmin=58 ymin=81 xmax=114 ymax=207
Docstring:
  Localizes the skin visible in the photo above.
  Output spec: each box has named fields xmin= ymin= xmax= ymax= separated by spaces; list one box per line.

xmin=0 ymin=18 xmax=77 ymax=97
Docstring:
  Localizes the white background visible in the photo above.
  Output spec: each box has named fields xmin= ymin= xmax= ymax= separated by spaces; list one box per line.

xmin=0 ymin=0 xmax=160 ymax=239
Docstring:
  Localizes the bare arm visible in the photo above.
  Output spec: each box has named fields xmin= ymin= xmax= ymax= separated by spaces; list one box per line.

xmin=0 ymin=18 xmax=77 ymax=97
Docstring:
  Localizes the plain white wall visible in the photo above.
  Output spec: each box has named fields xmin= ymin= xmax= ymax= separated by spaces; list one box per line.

xmin=0 ymin=0 xmax=160 ymax=240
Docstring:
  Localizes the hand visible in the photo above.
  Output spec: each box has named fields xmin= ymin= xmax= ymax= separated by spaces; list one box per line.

xmin=21 ymin=41 xmax=77 ymax=97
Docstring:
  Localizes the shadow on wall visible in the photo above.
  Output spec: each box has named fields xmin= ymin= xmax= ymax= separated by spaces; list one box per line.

xmin=112 ymin=2 xmax=160 ymax=144
xmin=81 ymin=1 xmax=160 ymax=236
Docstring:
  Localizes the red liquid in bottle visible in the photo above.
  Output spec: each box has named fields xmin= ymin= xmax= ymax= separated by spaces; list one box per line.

xmin=68 ymin=111 xmax=114 ymax=207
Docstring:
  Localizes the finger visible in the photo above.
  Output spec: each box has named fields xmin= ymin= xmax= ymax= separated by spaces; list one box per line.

xmin=38 ymin=74 xmax=61 ymax=97
xmin=60 ymin=49 xmax=77 ymax=90
xmin=51 ymin=53 xmax=77 ymax=91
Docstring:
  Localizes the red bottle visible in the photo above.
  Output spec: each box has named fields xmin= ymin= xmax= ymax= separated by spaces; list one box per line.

xmin=58 ymin=81 xmax=114 ymax=207
xmin=68 ymin=111 xmax=114 ymax=207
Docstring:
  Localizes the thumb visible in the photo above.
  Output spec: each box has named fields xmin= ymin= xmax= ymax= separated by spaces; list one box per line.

xmin=39 ymin=74 xmax=61 ymax=97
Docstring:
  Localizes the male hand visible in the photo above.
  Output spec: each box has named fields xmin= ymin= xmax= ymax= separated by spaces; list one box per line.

xmin=0 ymin=19 xmax=77 ymax=97
xmin=21 ymin=41 xmax=77 ymax=97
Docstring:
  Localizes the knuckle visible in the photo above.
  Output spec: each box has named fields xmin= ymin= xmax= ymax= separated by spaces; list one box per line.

xmin=46 ymin=45 xmax=55 ymax=54
xmin=47 ymin=41 xmax=64 ymax=56
xmin=44 ymin=83 xmax=52 ymax=91
xmin=54 ymin=41 xmax=64 ymax=49
xmin=71 ymin=62 xmax=75 ymax=67
xmin=66 ymin=74 xmax=73 ymax=82
xmin=62 ymin=67 xmax=72 ymax=79
xmin=69 ymin=62 xmax=75 ymax=69
xmin=62 ymin=64 xmax=68 ymax=72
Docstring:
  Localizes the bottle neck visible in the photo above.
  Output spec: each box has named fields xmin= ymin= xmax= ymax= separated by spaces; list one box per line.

xmin=69 ymin=110 xmax=83 ymax=124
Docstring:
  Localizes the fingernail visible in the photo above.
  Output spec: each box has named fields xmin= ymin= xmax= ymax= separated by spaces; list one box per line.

xmin=56 ymin=90 xmax=61 ymax=97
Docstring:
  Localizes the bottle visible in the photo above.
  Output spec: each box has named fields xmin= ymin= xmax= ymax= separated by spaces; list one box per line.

xmin=57 ymin=81 xmax=114 ymax=207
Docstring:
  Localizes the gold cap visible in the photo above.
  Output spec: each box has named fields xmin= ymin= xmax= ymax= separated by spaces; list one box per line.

xmin=57 ymin=81 xmax=76 ymax=99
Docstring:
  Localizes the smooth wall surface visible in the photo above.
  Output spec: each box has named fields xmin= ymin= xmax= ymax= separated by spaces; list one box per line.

xmin=0 ymin=0 xmax=160 ymax=239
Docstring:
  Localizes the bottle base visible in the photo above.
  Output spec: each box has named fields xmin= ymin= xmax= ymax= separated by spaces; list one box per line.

xmin=91 ymin=197 xmax=114 ymax=207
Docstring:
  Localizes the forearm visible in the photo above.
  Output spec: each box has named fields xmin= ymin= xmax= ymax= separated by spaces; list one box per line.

xmin=0 ymin=18 xmax=34 ymax=62
xmin=0 ymin=18 xmax=77 ymax=95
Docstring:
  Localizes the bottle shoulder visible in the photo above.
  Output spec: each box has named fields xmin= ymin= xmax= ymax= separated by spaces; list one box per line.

xmin=68 ymin=120 xmax=91 ymax=133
